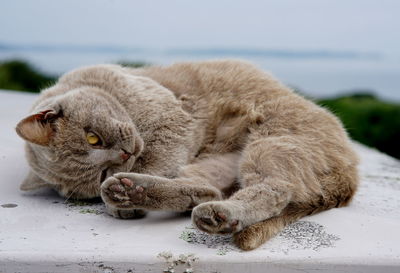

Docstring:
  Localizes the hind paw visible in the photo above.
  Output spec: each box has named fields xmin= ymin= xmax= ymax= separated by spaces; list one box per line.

xmin=192 ymin=201 xmax=243 ymax=234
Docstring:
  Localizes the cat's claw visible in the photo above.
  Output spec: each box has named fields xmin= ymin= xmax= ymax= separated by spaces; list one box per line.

xmin=101 ymin=175 xmax=147 ymax=209
xmin=192 ymin=201 xmax=243 ymax=235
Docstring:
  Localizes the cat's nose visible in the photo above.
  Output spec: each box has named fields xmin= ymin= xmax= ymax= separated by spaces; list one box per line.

xmin=120 ymin=149 xmax=132 ymax=161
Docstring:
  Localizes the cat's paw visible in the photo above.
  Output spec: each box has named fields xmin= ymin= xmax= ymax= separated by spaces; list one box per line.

xmin=192 ymin=201 xmax=243 ymax=235
xmin=101 ymin=173 xmax=150 ymax=209
xmin=106 ymin=205 xmax=147 ymax=219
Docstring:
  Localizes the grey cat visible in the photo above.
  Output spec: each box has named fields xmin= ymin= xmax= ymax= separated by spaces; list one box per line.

xmin=16 ymin=60 xmax=358 ymax=250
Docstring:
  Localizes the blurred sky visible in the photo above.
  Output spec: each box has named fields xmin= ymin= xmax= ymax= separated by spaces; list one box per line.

xmin=1 ymin=0 xmax=399 ymax=100
xmin=1 ymin=0 xmax=399 ymax=54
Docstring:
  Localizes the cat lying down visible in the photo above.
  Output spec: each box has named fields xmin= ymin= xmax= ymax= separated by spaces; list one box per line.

xmin=16 ymin=60 xmax=358 ymax=250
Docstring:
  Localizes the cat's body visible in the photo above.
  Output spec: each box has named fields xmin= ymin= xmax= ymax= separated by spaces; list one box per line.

xmin=16 ymin=60 xmax=358 ymax=250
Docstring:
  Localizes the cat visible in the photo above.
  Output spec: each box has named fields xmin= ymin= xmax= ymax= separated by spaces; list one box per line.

xmin=16 ymin=60 xmax=359 ymax=250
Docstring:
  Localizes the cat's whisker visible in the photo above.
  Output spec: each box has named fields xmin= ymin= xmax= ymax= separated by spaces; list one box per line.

xmin=63 ymin=171 xmax=97 ymax=203
xmin=63 ymin=182 xmax=84 ymax=203
xmin=58 ymin=162 xmax=98 ymax=202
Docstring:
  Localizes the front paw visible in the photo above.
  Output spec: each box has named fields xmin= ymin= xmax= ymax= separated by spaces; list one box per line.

xmin=101 ymin=173 xmax=150 ymax=209
xmin=106 ymin=205 xmax=147 ymax=219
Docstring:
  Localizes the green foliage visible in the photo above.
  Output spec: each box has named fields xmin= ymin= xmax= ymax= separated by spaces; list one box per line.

xmin=0 ymin=60 xmax=56 ymax=92
xmin=318 ymin=93 xmax=400 ymax=159
xmin=0 ymin=59 xmax=148 ymax=93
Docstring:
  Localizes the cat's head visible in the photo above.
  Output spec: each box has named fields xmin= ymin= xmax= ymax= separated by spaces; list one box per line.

xmin=16 ymin=85 xmax=143 ymax=199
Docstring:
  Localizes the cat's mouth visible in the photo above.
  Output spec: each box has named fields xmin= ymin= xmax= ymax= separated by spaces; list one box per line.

xmin=100 ymin=168 xmax=109 ymax=184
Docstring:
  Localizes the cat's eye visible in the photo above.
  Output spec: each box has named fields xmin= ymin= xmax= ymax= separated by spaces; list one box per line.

xmin=86 ymin=132 xmax=102 ymax=146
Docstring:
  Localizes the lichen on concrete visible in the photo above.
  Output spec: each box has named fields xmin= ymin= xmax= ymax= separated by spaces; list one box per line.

xmin=79 ymin=208 xmax=103 ymax=215
xmin=158 ymin=251 xmax=198 ymax=273
xmin=277 ymin=221 xmax=340 ymax=250
xmin=179 ymin=226 xmax=238 ymax=255
xmin=180 ymin=221 xmax=339 ymax=255
xmin=263 ymin=220 xmax=340 ymax=254
xmin=65 ymin=199 xmax=104 ymax=215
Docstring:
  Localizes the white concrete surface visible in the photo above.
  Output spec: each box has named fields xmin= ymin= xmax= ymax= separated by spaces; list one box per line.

xmin=0 ymin=90 xmax=399 ymax=273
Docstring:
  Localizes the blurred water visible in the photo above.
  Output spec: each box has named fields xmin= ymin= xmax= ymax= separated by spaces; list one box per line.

xmin=1 ymin=49 xmax=399 ymax=101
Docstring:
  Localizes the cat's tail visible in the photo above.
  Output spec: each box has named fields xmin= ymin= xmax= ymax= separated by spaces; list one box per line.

xmin=234 ymin=174 xmax=357 ymax=251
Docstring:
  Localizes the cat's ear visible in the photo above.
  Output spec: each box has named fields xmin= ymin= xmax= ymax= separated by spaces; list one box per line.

xmin=16 ymin=106 xmax=62 ymax=146
xmin=20 ymin=171 xmax=48 ymax=191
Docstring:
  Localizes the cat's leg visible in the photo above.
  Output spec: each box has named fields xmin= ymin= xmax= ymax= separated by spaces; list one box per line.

xmin=101 ymin=153 xmax=240 ymax=212
xmin=192 ymin=136 xmax=322 ymax=235
xmin=234 ymin=165 xmax=358 ymax=250
xmin=101 ymin=173 xmax=221 ymax=212
xmin=232 ymin=202 xmax=313 ymax=250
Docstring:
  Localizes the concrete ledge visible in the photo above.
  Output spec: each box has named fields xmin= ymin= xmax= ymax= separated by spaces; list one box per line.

xmin=1 ymin=90 xmax=399 ymax=273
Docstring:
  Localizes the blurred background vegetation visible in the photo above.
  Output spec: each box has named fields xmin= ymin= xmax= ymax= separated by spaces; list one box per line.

xmin=0 ymin=60 xmax=56 ymax=92
xmin=319 ymin=94 xmax=400 ymax=160
xmin=0 ymin=59 xmax=149 ymax=92
xmin=0 ymin=59 xmax=399 ymax=160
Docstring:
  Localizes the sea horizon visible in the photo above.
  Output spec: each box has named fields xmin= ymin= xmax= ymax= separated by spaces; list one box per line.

xmin=1 ymin=43 xmax=399 ymax=102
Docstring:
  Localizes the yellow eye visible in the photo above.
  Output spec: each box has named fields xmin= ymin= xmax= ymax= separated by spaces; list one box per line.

xmin=86 ymin=132 xmax=100 ymax=145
